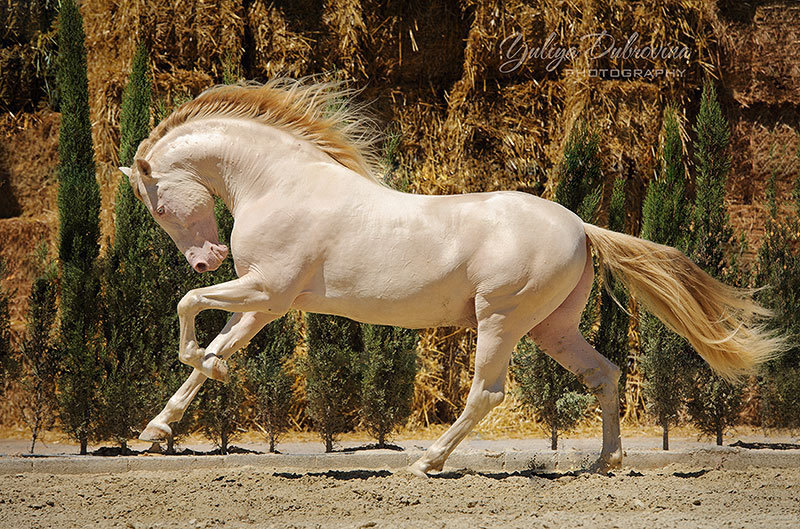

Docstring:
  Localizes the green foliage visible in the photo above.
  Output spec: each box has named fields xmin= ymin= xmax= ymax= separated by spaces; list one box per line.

xmin=754 ymin=157 xmax=800 ymax=428
xmin=245 ymin=313 xmax=298 ymax=452
xmin=222 ymin=50 xmax=242 ymax=85
xmin=0 ymin=0 xmax=59 ymax=111
xmin=594 ymin=176 xmax=630 ymax=391
xmin=554 ymin=116 xmax=602 ymax=339
xmin=381 ymin=125 xmax=411 ymax=191
xmin=554 ymin=118 xmax=603 ymax=222
xmin=118 ymin=43 xmax=151 ymax=167
xmin=690 ymin=81 xmax=733 ymax=274
xmin=97 ymin=41 xmax=156 ymax=450
xmin=640 ymin=318 xmax=692 ymax=448
xmin=640 ymin=106 xmax=693 ymax=449
xmin=511 ymin=338 xmax=593 ymax=450
xmin=133 ymin=94 xmax=237 ymax=451
xmin=302 ymin=313 xmax=362 ymax=452
xmin=55 ymin=0 xmax=102 ymax=454
xmin=0 ymin=259 xmax=13 ymax=387
xmin=189 ymin=198 xmax=242 ymax=449
xmin=196 ymin=361 xmax=246 ymax=454
xmin=18 ymin=246 xmax=59 ymax=453
xmin=641 ymin=107 xmax=690 ymax=248
xmin=360 ymin=324 xmax=418 ymax=446
xmin=686 ymin=376 xmax=743 ymax=445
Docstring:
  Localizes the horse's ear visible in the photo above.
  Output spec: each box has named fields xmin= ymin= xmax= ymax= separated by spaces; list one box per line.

xmin=135 ymin=158 xmax=155 ymax=183
xmin=118 ymin=166 xmax=131 ymax=178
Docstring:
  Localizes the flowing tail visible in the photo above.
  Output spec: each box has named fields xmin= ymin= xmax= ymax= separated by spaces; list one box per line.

xmin=583 ymin=223 xmax=786 ymax=380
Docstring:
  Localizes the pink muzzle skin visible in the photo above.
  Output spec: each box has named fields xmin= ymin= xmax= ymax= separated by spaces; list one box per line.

xmin=186 ymin=242 xmax=229 ymax=273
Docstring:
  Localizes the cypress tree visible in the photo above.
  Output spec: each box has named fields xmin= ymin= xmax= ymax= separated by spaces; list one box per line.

xmin=244 ymin=313 xmax=298 ymax=453
xmin=639 ymin=106 xmax=693 ymax=450
xmin=511 ymin=337 xmax=594 ymax=450
xmin=553 ymin=118 xmax=603 ymax=219
xmin=555 ymin=118 xmax=602 ymax=338
xmin=690 ymin=81 xmax=733 ymax=271
xmin=514 ymin=117 xmax=601 ymax=449
xmin=196 ymin=361 xmax=246 ymax=454
xmin=302 ymin=313 xmax=362 ymax=452
xmin=686 ymin=81 xmax=742 ymax=446
xmin=360 ymin=324 xmax=418 ymax=447
xmin=142 ymin=91 xmax=240 ymax=453
xmin=98 ymin=42 xmax=155 ymax=451
xmin=55 ymin=0 xmax=102 ymax=455
xmin=754 ymin=160 xmax=800 ymax=428
xmin=18 ymin=245 xmax=59 ymax=454
xmin=0 ymin=258 xmax=12 ymax=389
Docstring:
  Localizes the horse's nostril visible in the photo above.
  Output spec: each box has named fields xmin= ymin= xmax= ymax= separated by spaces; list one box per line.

xmin=195 ymin=262 xmax=208 ymax=273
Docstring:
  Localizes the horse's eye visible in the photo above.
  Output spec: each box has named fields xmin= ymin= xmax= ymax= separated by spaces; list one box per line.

xmin=156 ymin=205 xmax=166 ymax=216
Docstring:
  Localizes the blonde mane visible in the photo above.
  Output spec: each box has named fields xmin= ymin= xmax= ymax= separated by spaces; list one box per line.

xmin=135 ymin=77 xmax=384 ymax=182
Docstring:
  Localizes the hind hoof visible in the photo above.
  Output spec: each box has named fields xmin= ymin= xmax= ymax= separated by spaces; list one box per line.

xmin=408 ymin=457 xmax=444 ymax=478
xmin=408 ymin=459 xmax=431 ymax=478
xmin=140 ymin=421 xmax=172 ymax=442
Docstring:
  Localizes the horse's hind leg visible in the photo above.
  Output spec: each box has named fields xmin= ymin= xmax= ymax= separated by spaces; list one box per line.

xmin=529 ymin=255 xmax=622 ymax=470
xmin=409 ymin=312 xmax=526 ymax=477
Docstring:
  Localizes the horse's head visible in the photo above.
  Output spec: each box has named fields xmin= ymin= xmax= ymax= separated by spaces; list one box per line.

xmin=119 ymin=159 xmax=228 ymax=273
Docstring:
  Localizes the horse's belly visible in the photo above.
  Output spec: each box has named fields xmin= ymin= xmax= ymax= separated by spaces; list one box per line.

xmin=291 ymin=279 xmax=478 ymax=329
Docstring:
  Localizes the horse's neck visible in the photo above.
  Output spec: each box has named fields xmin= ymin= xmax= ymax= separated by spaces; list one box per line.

xmin=164 ymin=118 xmax=357 ymax=217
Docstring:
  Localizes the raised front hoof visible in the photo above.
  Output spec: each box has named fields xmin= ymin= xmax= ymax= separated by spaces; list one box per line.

xmin=139 ymin=421 xmax=172 ymax=442
xmin=588 ymin=451 xmax=623 ymax=474
xmin=408 ymin=457 xmax=444 ymax=478
xmin=201 ymin=355 xmax=230 ymax=383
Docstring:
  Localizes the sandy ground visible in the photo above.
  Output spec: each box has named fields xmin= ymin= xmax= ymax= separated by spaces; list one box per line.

xmin=2 ymin=428 xmax=799 ymax=528
xmin=1 ymin=464 xmax=798 ymax=529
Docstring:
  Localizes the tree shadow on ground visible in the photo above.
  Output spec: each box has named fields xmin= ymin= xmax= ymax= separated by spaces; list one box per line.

xmin=89 ymin=445 xmax=262 ymax=456
xmin=274 ymin=470 xmax=393 ymax=480
xmin=731 ymin=440 xmax=800 ymax=450
xmin=342 ymin=443 xmax=404 ymax=453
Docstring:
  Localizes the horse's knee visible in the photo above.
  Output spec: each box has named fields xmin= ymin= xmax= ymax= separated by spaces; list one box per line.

xmin=177 ymin=291 xmax=199 ymax=316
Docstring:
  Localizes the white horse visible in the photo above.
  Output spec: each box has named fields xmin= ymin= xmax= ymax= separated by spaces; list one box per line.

xmin=121 ymin=79 xmax=781 ymax=476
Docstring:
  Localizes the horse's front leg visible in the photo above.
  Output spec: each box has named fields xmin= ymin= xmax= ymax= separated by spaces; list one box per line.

xmin=177 ymin=273 xmax=277 ymax=381
xmin=141 ymin=311 xmax=275 ymax=442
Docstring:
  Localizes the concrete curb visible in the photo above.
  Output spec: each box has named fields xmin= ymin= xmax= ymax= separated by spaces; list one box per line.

xmin=2 ymin=446 xmax=799 ymax=475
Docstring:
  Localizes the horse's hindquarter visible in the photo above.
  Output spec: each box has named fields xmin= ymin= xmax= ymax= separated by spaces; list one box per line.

xmin=295 ymin=187 xmax=586 ymax=329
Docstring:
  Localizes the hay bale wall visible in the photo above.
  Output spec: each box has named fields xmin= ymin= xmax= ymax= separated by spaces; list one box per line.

xmin=1 ymin=0 xmax=798 ymax=432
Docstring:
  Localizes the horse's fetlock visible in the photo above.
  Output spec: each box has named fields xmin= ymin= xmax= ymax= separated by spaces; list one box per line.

xmin=178 ymin=350 xmax=192 ymax=365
